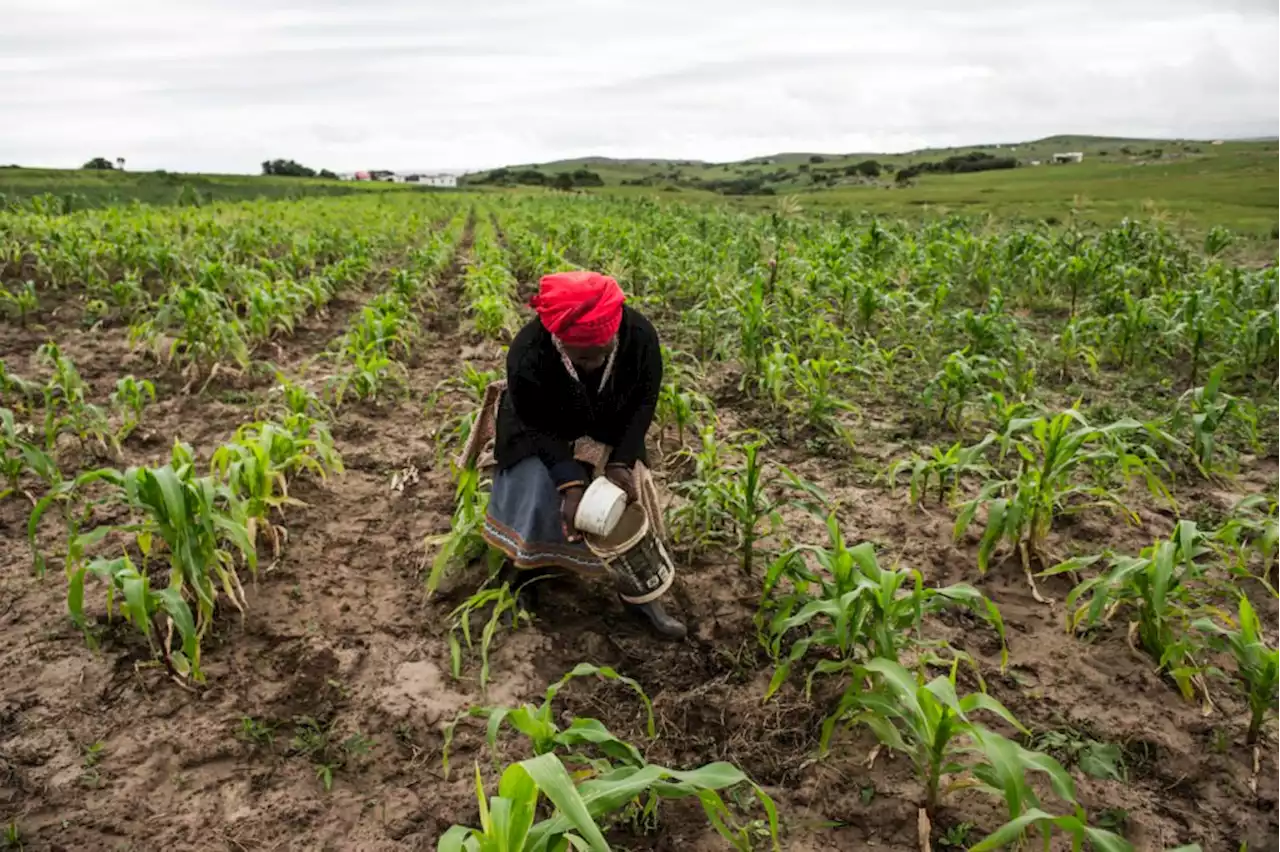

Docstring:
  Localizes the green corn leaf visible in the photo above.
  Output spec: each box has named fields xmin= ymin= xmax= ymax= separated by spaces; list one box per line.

xmin=67 ymin=564 xmax=88 ymax=627
xmin=976 ymin=498 xmax=1008 ymax=574
xmin=968 ymin=808 xmax=1065 ymax=852
xmin=519 ymin=753 xmax=610 ymax=852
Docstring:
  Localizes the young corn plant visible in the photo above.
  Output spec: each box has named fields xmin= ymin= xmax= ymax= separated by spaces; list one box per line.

xmin=667 ymin=425 xmax=735 ymax=559
xmin=329 ymin=344 xmax=409 ymax=406
xmin=735 ymin=274 xmax=775 ymax=396
xmin=1210 ymin=494 xmax=1278 ymax=594
xmin=210 ymin=419 xmax=342 ymax=557
xmin=674 ymin=436 xmax=823 ymax=576
xmin=0 ymin=280 xmax=38 ymax=326
xmin=461 ymin=221 xmax=521 ymax=339
xmin=36 ymin=343 xmax=111 ymax=453
xmin=1103 ymin=291 xmax=1162 ymax=369
xmin=963 ymin=727 xmax=1132 ymax=851
xmin=0 ymin=359 xmax=42 ymax=413
xmin=1 ymin=407 xmax=61 ymax=499
xmin=981 ymin=391 xmax=1043 ymax=438
xmin=827 ymin=658 xmax=1029 ymax=816
xmin=109 ymin=375 xmax=156 ymax=442
xmin=1046 ymin=522 xmax=1219 ymax=710
xmin=1171 ymin=364 xmax=1259 ymax=478
xmin=721 ymin=439 xmax=778 ymax=576
xmin=440 ymin=752 xmax=778 ymax=852
xmin=0 ymin=408 xmax=23 ymax=500
xmin=787 ymin=355 xmax=858 ymax=446
xmin=954 ymin=410 xmax=1166 ymax=601
xmin=655 ymin=380 xmax=713 ymax=456
xmin=425 ymin=464 xmax=496 ymax=595
xmin=447 ymin=582 xmax=530 ymax=693
xmin=35 ymin=441 xmax=258 ymax=681
xmin=443 ymin=663 xmax=655 ymax=777
xmin=1 ymin=407 xmax=63 ymax=501
xmin=440 ymin=755 xmax=613 ymax=851
xmin=762 ymin=518 xmax=1006 ymax=701
xmin=135 ymin=285 xmax=251 ymax=389
xmin=1194 ymin=595 xmax=1278 ymax=745
xmin=426 ymin=362 xmax=502 ymax=461
xmin=886 ymin=435 xmax=995 ymax=507
xmin=266 ymin=375 xmax=333 ymax=421
xmin=922 ymin=350 xmax=1007 ymax=433
xmin=1046 ymin=318 xmax=1100 ymax=384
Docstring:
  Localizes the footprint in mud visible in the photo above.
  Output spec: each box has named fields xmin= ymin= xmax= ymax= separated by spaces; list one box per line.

xmin=376 ymin=658 xmax=471 ymax=727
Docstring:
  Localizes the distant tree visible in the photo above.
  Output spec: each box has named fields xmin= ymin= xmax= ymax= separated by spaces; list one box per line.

xmin=318 ymin=169 xmax=338 ymax=180
xmin=854 ymin=159 xmax=881 ymax=177
xmin=82 ymin=157 xmax=114 ymax=170
xmin=261 ymin=158 xmax=319 ymax=177
xmin=570 ymin=168 xmax=604 ymax=187
xmin=809 ymin=155 xmax=826 ymax=164
xmin=553 ymin=172 xmax=575 ymax=191
xmin=895 ymin=152 xmax=1014 ymax=183
xmin=115 ymin=157 xmax=126 ymax=171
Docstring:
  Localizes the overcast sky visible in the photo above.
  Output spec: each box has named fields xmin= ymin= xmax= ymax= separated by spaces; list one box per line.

xmin=4 ymin=0 xmax=1277 ymax=173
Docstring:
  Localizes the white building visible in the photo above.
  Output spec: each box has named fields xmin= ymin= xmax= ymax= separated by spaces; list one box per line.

xmin=1052 ymin=152 xmax=1085 ymax=164
xmin=421 ymin=173 xmax=457 ymax=188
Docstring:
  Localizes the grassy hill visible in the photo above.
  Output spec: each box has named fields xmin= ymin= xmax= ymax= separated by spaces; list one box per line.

xmin=466 ymin=136 xmax=1279 ymax=236
xmin=0 ymin=167 xmax=434 ymax=211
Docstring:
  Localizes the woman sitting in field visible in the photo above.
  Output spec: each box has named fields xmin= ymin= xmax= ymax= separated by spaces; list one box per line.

xmin=476 ymin=270 xmax=686 ymax=640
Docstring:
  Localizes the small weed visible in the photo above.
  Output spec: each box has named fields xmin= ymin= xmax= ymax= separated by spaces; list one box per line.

xmin=1030 ymin=727 xmax=1126 ymax=781
xmin=938 ymin=822 xmax=974 ymax=849
xmin=3 ymin=821 xmax=21 ymax=850
xmin=1209 ymin=726 xmax=1232 ymax=754
xmin=290 ymin=716 xmax=372 ymax=791
xmin=79 ymin=740 xmax=106 ymax=788
xmin=1096 ymin=807 xmax=1129 ymax=834
xmin=237 ymin=716 xmax=277 ymax=750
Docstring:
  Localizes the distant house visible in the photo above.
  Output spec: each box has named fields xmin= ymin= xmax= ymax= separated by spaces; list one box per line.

xmin=350 ymin=170 xmax=455 ymax=186
xmin=1052 ymin=152 xmax=1084 ymax=164
xmin=421 ymin=173 xmax=457 ymax=188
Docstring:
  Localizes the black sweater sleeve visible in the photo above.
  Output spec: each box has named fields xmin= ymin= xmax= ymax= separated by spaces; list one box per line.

xmin=505 ymin=336 xmax=590 ymax=489
xmin=607 ymin=317 xmax=663 ymax=467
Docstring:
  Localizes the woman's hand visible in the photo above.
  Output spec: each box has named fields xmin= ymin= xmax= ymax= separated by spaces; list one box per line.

xmin=561 ymin=485 xmax=586 ymax=542
xmin=606 ymin=463 xmax=638 ymax=503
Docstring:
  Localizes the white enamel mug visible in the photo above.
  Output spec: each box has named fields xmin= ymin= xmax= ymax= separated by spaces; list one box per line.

xmin=574 ymin=476 xmax=628 ymax=537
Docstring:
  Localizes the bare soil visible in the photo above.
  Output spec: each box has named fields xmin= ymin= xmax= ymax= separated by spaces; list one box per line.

xmin=0 ymin=245 xmax=1276 ymax=852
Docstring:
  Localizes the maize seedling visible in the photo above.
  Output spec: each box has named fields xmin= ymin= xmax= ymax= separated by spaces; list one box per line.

xmin=1194 ymin=594 xmax=1278 ymax=744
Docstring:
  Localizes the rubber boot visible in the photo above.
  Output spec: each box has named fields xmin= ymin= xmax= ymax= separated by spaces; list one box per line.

xmin=497 ymin=562 xmax=541 ymax=615
xmin=623 ymin=597 xmax=687 ymax=641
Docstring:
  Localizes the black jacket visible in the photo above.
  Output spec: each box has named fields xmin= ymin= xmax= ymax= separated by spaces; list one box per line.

xmin=495 ymin=306 xmax=662 ymax=488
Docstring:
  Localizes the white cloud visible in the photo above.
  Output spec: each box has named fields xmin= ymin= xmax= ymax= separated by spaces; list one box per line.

xmin=2 ymin=0 xmax=1275 ymax=171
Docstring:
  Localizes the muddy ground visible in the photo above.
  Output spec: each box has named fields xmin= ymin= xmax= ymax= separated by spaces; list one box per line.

xmin=0 ymin=233 xmax=1276 ymax=852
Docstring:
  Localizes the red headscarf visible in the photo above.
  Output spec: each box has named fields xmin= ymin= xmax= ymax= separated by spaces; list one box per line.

xmin=530 ymin=271 xmax=625 ymax=347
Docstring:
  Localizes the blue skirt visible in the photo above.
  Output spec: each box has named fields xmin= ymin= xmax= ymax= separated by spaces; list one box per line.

xmin=483 ymin=456 xmax=607 ymax=575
